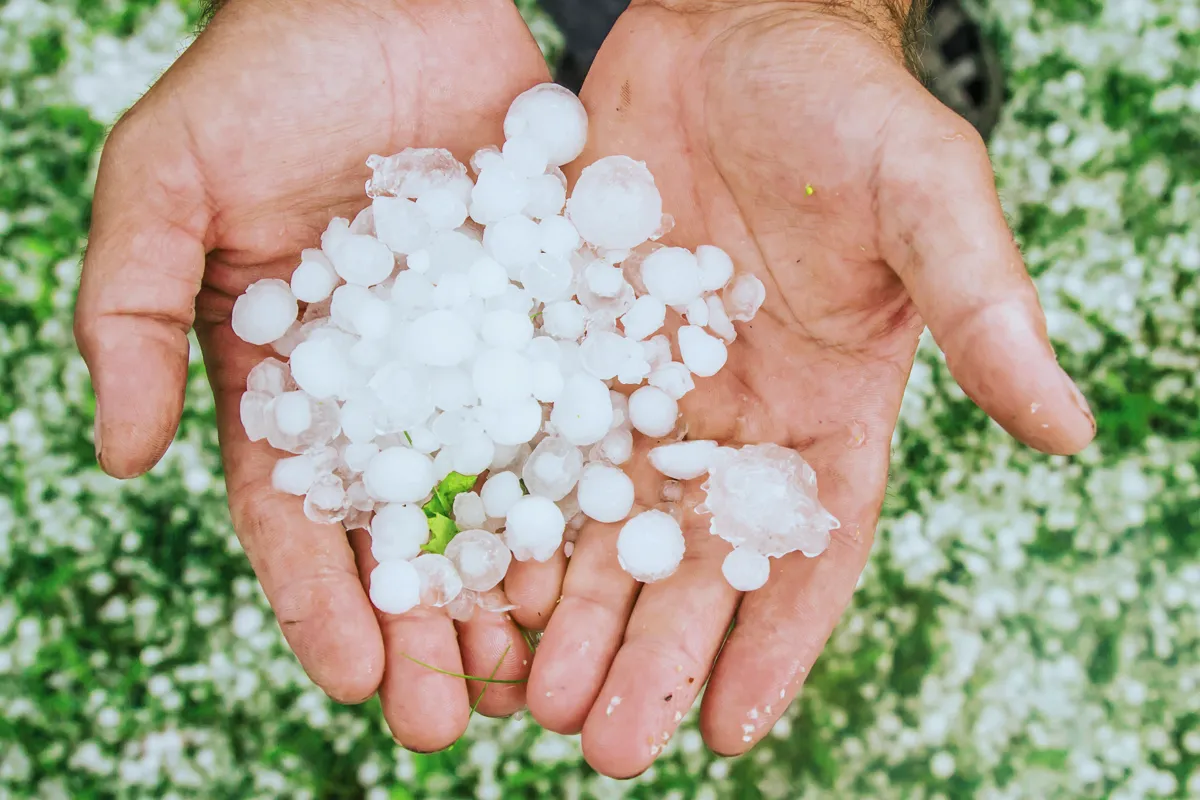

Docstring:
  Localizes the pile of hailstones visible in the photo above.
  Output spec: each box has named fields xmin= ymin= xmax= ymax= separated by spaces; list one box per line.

xmin=235 ymin=84 xmax=839 ymax=619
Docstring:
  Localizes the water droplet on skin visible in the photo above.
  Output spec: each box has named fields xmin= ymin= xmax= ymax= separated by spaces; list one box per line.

xmin=847 ymin=420 xmax=867 ymax=449
xmin=1030 ymin=402 xmax=1042 ymax=414
xmin=942 ymin=133 xmax=966 ymax=141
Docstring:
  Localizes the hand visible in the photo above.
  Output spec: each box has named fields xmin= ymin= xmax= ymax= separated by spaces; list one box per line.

xmin=522 ymin=0 xmax=1096 ymax=776
xmin=74 ymin=0 xmax=550 ymax=750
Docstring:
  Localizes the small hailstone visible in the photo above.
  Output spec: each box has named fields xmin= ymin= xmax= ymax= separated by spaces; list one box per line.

xmin=289 ymin=338 xmax=348 ymax=400
xmin=577 ymin=463 xmax=636 ymax=523
xmin=725 ymin=274 xmax=766 ymax=322
xmin=505 ymin=495 xmax=566 ymax=562
xmin=615 ymin=352 xmax=652 ymax=386
xmin=444 ymin=529 xmax=512 ymax=591
xmin=324 ymin=232 xmax=395 ymax=287
xmin=343 ymin=442 xmax=380 ymax=473
xmin=484 ymin=214 xmax=541 ymax=268
xmin=522 ymin=435 xmax=585 ymax=500
xmin=370 ymin=363 xmax=435 ymax=433
xmin=617 ymin=510 xmax=686 ymax=583
xmin=649 ymin=440 xmax=719 ymax=480
xmin=240 ymin=393 xmax=269 ymax=443
xmin=363 ymin=447 xmax=436 ymax=503
xmin=530 ymin=359 xmax=564 ymax=403
xmin=339 ymin=395 xmax=380 ymax=443
xmin=597 ymin=428 xmax=634 ymax=465
xmin=542 ymin=300 xmax=587 ymax=339
xmin=524 ymin=173 xmax=568 ymax=220
xmin=272 ymin=391 xmax=313 ymax=436
xmin=641 ymin=247 xmax=702 ymax=306
xmin=332 ymin=284 xmax=392 ymax=338
xmin=470 ymin=146 xmax=504 ymax=176
xmin=481 ymin=309 xmax=534 ymax=350
xmin=231 ymin=279 xmax=298 ymax=345
xmin=585 ymin=262 xmax=627 ymax=298
xmin=453 ymin=491 xmax=487 ymax=529
xmin=406 ymin=425 xmax=440 ymax=454
xmin=567 ymin=156 xmax=663 ymax=250
xmin=580 ymin=330 xmax=636 ymax=380
xmin=370 ymin=502 xmax=430 ymax=561
xmin=467 ymin=255 xmax=510 ymax=299
xmin=620 ymin=295 xmax=666 ymax=341
xmin=684 ymin=297 xmax=709 ymax=327
xmin=247 ymin=357 xmax=291 ymax=396
xmin=416 ymin=188 xmax=468 ymax=230
xmin=407 ymin=309 xmax=478 ymax=367
xmin=369 ymin=560 xmax=421 ymax=615
xmin=480 ymin=471 xmax=523 ymax=518
xmin=628 ymin=385 xmax=679 ymax=438
xmin=722 ymin=548 xmax=771 ymax=592
xmin=551 ymin=374 xmax=614 ymax=446
xmin=648 ymin=362 xmax=695 ymax=400
xmin=411 ymin=553 xmax=464 ymax=607
xmin=520 ymin=254 xmax=574 ymax=302
xmin=504 ymin=82 xmax=588 ymax=167
xmin=304 ymin=473 xmax=347 ymax=524
xmin=373 ymin=196 xmax=431 ymax=255
xmin=502 ymin=136 xmax=550 ymax=178
xmin=678 ymin=325 xmax=728 ymax=377
xmin=705 ymin=295 xmax=737 ymax=342
xmin=271 ymin=454 xmax=318 ymax=495
xmin=480 ymin=396 xmax=543 ymax=446
xmin=610 ymin=391 xmax=630 ymax=430
xmin=696 ymin=245 xmax=735 ymax=292
xmin=445 ymin=588 xmax=478 ymax=621
xmin=537 ymin=215 xmax=580 ymax=257
xmin=291 ymin=250 xmax=339 ymax=303
xmin=451 ymin=431 xmax=495 ymax=476
xmin=470 ymin=163 xmax=530 ymax=225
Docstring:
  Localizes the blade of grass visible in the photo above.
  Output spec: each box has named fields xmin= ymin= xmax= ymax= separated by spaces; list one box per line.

xmin=400 ymin=651 xmax=527 ymax=685
xmin=469 ymin=643 xmax=512 ymax=722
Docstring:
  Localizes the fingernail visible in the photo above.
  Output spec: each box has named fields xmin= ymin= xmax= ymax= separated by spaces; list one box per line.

xmin=93 ymin=404 xmax=103 ymax=463
xmin=1067 ymin=381 xmax=1096 ymax=434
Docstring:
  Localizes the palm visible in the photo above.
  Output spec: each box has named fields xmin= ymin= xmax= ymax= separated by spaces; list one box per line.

xmin=524 ymin=1 xmax=1095 ymax=777
xmin=76 ymin=0 xmax=549 ymax=750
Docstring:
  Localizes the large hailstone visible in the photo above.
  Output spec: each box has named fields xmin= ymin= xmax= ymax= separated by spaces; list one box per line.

xmin=566 ymin=156 xmax=663 ymax=250
xmin=503 ymin=83 xmax=588 ymax=167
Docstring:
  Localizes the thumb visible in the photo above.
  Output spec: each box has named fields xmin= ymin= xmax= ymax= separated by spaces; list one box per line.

xmin=74 ymin=103 xmax=210 ymax=478
xmin=877 ymin=101 xmax=1095 ymax=455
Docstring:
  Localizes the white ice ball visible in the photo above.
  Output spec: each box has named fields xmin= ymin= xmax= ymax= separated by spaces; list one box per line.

xmin=502 ymin=136 xmax=550 ymax=178
xmin=647 ymin=361 xmax=696 ymax=400
xmin=363 ymin=447 xmax=436 ymax=504
xmin=291 ymin=250 xmax=339 ymax=304
xmin=473 ymin=348 xmax=532 ymax=408
xmin=524 ymin=173 xmax=568 ymax=220
xmin=325 ymin=232 xmax=395 ymax=287
xmin=470 ymin=163 xmax=530 ymax=225
xmin=369 ymin=560 xmax=421 ymax=615
xmin=272 ymin=391 xmax=312 ymax=436
xmin=480 ymin=471 xmax=523 ymax=519
xmin=289 ymin=338 xmax=348 ymax=400
xmin=628 ymin=385 xmax=678 ymax=438
xmin=416 ymin=188 xmax=468 ymax=231
xmin=596 ymin=428 xmax=634 ymax=465
xmin=551 ymin=374 xmax=614 ymax=446
xmin=444 ymin=529 xmax=512 ymax=592
xmin=722 ymin=547 xmax=771 ymax=592
xmin=725 ymin=273 xmax=767 ymax=322
xmin=232 ymin=279 xmax=298 ymax=345
xmin=481 ymin=309 xmax=534 ymax=350
xmin=453 ymin=491 xmax=487 ymax=529
xmin=567 ymin=156 xmax=663 ymax=250
xmin=617 ymin=510 xmax=686 ymax=583
xmin=696 ymin=244 xmax=735 ymax=292
xmin=480 ymin=395 xmax=543 ymax=446
xmin=619 ymin=295 xmax=666 ymax=341
xmin=542 ymin=300 xmax=586 ymax=340
xmin=641 ymin=247 xmax=702 ymax=306
xmin=467 ymin=256 xmax=510 ymax=299
xmin=271 ymin=454 xmax=318 ymax=495
xmin=537 ymin=215 xmax=579 ymax=257
xmin=373 ymin=196 xmax=431 ymax=255
xmin=370 ymin=502 xmax=430 ymax=562
xmin=577 ymin=463 xmax=635 ymax=523
xmin=648 ymin=440 xmax=718 ymax=480
xmin=484 ymin=214 xmax=541 ymax=269
xmin=503 ymin=82 xmax=588 ymax=167
xmin=678 ymin=325 xmax=728 ymax=377
xmin=505 ymin=495 xmax=566 ymax=562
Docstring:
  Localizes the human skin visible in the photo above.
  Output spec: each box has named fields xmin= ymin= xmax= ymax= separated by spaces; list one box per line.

xmin=73 ymin=0 xmax=552 ymax=751
xmin=505 ymin=0 xmax=1096 ymax=778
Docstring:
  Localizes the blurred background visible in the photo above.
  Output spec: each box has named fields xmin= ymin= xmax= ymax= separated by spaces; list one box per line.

xmin=1 ymin=0 xmax=1198 ymax=797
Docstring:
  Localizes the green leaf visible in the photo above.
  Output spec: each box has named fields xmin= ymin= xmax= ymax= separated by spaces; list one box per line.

xmin=422 ymin=513 xmax=458 ymax=555
xmin=437 ymin=471 xmax=479 ymax=500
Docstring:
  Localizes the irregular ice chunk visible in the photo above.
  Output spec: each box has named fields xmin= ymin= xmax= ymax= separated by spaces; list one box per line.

xmin=366 ymin=148 xmax=473 ymax=205
xmin=722 ymin=547 xmax=771 ymax=592
xmin=725 ymin=274 xmax=766 ymax=322
xmin=567 ymin=156 xmax=663 ymax=250
xmin=617 ymin=510 xmax=686 ymax=582
xmin=453 ymin=491 xmax=487 ymax=529
xmin=240 ymin=391 xmax=272 ymax=442
xmin=369 ymin=560 xmax=421 ymax=615
xmin=577 ymin=463 xmax=635 ymax=523
xmin=504 ymin=83 xmax=588 ymax=167
xmin=705 ymin=295 xmax=737 ymax=343
xmin=232 ymin=279 xmax=297 ymax=345
xmin=702 ymin=443 xmax=839 ymax=558
xmin=505 ymin=495 xmax=566 ymax=562
xmin=445 ymin=529 xmax=512 ymax=592
xmin=647 ymin=362 xmax=695 ymax=400
xmin=373 ymin=196 xmax=431 ymax=255
xmin=620 ymin=295 xmax=666 ymax=341
xmin=411 ymin=553 xmax=464 ymax=607
xmin=678 ymin=325 xmax=728 ymax=377
xmin=596 ymin=428 xmax=634 ymax=465
xmin=649 ymin=440 xmax=719 ymax=480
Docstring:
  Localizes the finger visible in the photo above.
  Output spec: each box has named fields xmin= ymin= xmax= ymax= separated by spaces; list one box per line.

xmin=878 ymin=101 xmax=1095 ymax=456
xmin=74 ymin=109 xmax=209 ymax=478
xmin=699 ymin=444 xmax=885 ymax=755
xmin=579 ymin=499 xmax=739 ymax=779
xmin=348 ymin=529 xmax=470 ymax=750
xmin=527 ymin=519 xmax=639 ymax=734
xmin=455 ymin=609 xmax=533 ymax=718
xmin=203 ymin=322 xmax=384 ymax=705
xmin=503 ymin=545 xmax=567 ymax=631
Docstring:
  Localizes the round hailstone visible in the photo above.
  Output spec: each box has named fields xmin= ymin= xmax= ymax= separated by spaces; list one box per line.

xmin=343 ymin=442 xmax=380 ymax=473
xmin=444 ymin=529 xmax=512 ymax=591
xmin=232 ymin=279 xmax=298 ymax=345
xmin=522 ymin=435 xmax=585 ymax=501
xmin=520 ymin=254 xmax=574 ymax=302
xmin=480 ymin=395 xmax=543 ymax=446
xmin=505 ymin=495 xmax=566 ymax=562
xmin=502 ymin=136 xmax=550 ymax=178
xmin=473 ymin=348 xmax=532 ymax=408
xmin=597 ymin=428 xmax=634 ymax=465
xmin=722 ymin=547 xmax=771 ymax=591
xmin=617 ymin=510 xmax=686 ymax=583
xmin=332 ymin=284 xmax=391 ymax=339
xmin=696 ymin=244 xmax=735 ymax=292
xmin=247 ymin=357 xmax=291 ymax=396
xmin=271 ymin=454 xmax=318 ymax=495
xmin=470 ymin=163 xmax=531 ymax=225
xmin=480 ymin=471 xmax=523 ymax=518
xmin=291 ymin=250 xmax=339 ymax=303
xmin=530 ymin=359 xmax=564 ymax=403
xmin=640 ymin=247 xmax=702 ymax=306
xmin=407 ymin=309 xmax=478 ymax=366
xmin=725 ymin=273 xmax=767 ymax=322
xmin=416 ymin=188 xmax=468 ymax=231
xmin=363 ymin=447 xmax=436 ymax=503
xmin=537 ymin=215 xmax=579 ymax=257
xmin=272 ymin=391 xmax=313 ymax=436
xmin=369 ymin=560 xmax=421 ymax=615
xmin=325 ymin=232 xmax=395 ymax=286
xmin=484 ymin=214 xmax=541 ymax=269
xmin=471 ymin=146 xmax=504 ymax=176
xmin=579 ymin=330 xmax=636 ymax=381
xmin=542 ymin=300 xmax=586 ymax=340
xmin=370 ymin=502 xmax=430 ymax=561
xmin=649 ymin=440 xmax=719 ymax=480
xmin=550 ymin=374 xmax=614 ymax=446
xmin=584 ymin=262 xmax=627 ymax=298
xmin=411 ymin=553 xmax=464 ymax=607
xmin=628 ymin=385 xmax=679 ymax=438
xmin=451 ymin=433 xmax=495 ymax=476
xmin=289 ymin=338 xmax=348 ymax=400
xmin=467 ymin=255 xmax=510 ymax=299
xmin=453 ymin=491 xmax=487 ymax=529
xmin=339 ymin=394 xmax=380 ymax=443
xmin=567 ymin=156 xmax=663 ymax=250
xmin=524 ymin=173 xmax=568 ymax=220
xmin=503 ymin=82 xmax=588 ymax=167
xmin=678 ymin=325 xmax=729 ymax=377
xmin=577 ymin=463 xmax=636 ymax=523
xmin=481 ymin=309 xmax=534 ymax=350
xmin=648 ymin=361 xmax=696 ymax=400
xmin=620 ymin=295 xmax=666 ymax=341
xmin=373 ymin=196 xmax=431 ymax=255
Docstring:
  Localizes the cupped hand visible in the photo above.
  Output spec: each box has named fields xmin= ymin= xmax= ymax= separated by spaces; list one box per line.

xmin=520 ymin=0 xmax=1095 ymax=776
xmin=74 ymin=0 xmax=549 ymax=750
